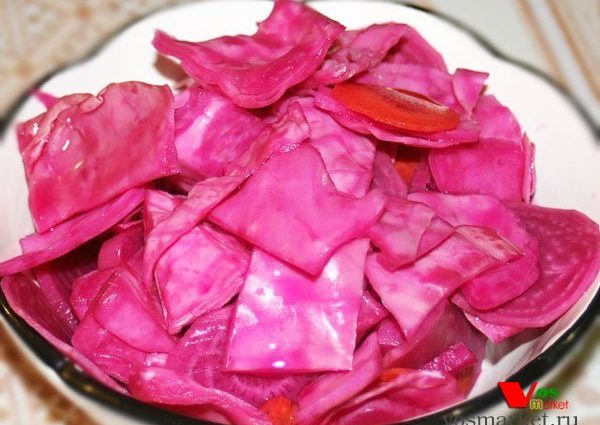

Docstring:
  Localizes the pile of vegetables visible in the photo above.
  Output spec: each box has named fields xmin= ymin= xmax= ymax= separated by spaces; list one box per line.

xmin=1 ymin=1 xmax=598 ymax=424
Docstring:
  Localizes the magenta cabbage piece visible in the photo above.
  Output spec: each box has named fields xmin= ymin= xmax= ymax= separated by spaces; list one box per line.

xmin=384 ymin=25 xmax=447 ymax=71
xmin=453 ymin=204 xmax=600 ymax=328
xmin=2 ymin=274 xmax=125 ymax=393
xmin=227 ymin=101 xmax=309 ymax=178
xmin=473 ymin=95 xmax=522 ymax=142
xmin=129 ymin=366 xmax=270 ymax=425
xmin=143 ymin=190 xmax=184 ymax=234
xmin=91 ymin=268 xmax=175 ymax=353
xmin=155 ymin=224 xmax=250 ymax=334
xmin=382 ymin=301 xmax=485 ymax=378
xmin=296 ymin=96 xmax=375 ymax=197
xmin=152 ymin=0 xmax=344 ymax=108
xmin=366 ymin=227 xmax=520 ymax=338
xmin=166 ymin=306 xmax=313 ymax=407
xmin=323 ymin=369 xmax=462 ymax=425
xmin=97 ymin=224 xmax=144 ymax=271
xmin=17 ymin=94 xmax=89 ymax=153
xmin=464 ymin=313 xmax=523 ymax=344
xmin=295 ymin=333 xmax=383 ymax=425
xmin=32 ymin=246 xmax=97 ymax=334
xmin=21 ymin=82 xmax=177 ymax=232
xmin=210 ymin=145 xmax=385 ymax=275
xmin=377 ymin=317 xmax=405 ymax=350
xmin=33 ymin=89 xmax=59 ymax=109
xmin=451 ymin=69 xmax=489 ymax=117
xmin=314 ymin=89 xmax=480 ymax=148
xmin=143 ymin=176 xmax=243 ymax=290
xmin=72 ymin=313 xmax=147 ymax=384
xmin=371 ymin=150 xmax=408 ymax=198
xmin=70 ymin=269 xmax=115 ymax=320
xmin=227 ymin=239 xmax=369 ymax=373
xmin=428 ymin=95 xmax=534 ymax=202
xmin=307 ymin=23 xmax=407 ymax=87
xmin=422 ymin=342 xmax=476 ymax=376
xmin=429 ymin=139 xmax=528 ymax=202
xmin=409 ymin=192 xmax=540 ymax=309
xmin=173 ymin=86 xmax=266 ymax=181
xmin=356 ymin=289 xmax=389 ymax=338
xmin=368 ymin=197 xmax=436 ymax=269
xmin=0 ymin=189 xmax=144 ymax=277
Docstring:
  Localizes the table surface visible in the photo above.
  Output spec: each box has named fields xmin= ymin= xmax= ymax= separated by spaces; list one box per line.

xmin=0 ymin=1 xmax=598 ymax=424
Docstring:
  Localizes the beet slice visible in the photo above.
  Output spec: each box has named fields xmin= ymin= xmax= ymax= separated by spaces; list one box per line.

xmin=408 ymin=192 xmax=540 ymax=309
xmin=453 ymin=204 xmax=600 ymax=327
xmin=166 ymin=306 xmax=313 ymax=408
xmin=366 ymin=227 xmax=519 ymax=338
xmin=130 ymin=366 xmax=270 ymax=425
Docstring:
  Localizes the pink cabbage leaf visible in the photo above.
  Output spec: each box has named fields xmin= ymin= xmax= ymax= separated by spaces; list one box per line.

xmin=226 ymin=239 xmax=369 ymax=373
xmin=408 ymin=192 xmax=540 ymax=309
xmin=210 ymin=145 xmax=385 ymax=275
xmin=21 ymin=82 xmax=177 ymax=232
xmin=152 ymin=0 xmax=344 ymax=108
xmin=0 ymin=189 xmax=144 ymax=277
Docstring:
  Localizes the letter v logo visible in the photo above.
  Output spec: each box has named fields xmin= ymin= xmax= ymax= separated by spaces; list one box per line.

xmin=498 ymin=381 xmax=538 ymax=408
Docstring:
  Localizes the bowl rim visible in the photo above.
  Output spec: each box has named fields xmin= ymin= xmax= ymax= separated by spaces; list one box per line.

xmin=0 ymin=1 xmax=598 ymax=424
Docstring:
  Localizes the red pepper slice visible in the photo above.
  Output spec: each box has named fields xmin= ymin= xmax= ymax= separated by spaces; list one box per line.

xmin=376 ymin=367 xmax=409 ymax=384
xmin=332 ymin=82 xmax=460 ymax=133
xmin=260 ymin=396 xmax=295 ymax=425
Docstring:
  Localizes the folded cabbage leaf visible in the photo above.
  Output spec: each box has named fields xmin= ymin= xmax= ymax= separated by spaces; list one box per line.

xmin=152 ymin=0 xmax=344 ymax=107
xmin=2 ymin=274 xmax=125 ymax=393
xmin=463 ymin=313 xmax=523 ymax=344
xmin=322 ymin=369 xmax=462 ymax=425
xmin=91 ymin=268 xmax=175 ymax=353
xmin=409 ymin=192 xmax=540 ymax=309
xmin=368 ymin=197 xmax=436 ymax=269
xmin=453 ymin=204 xmax=600 ymax=328
xmin=366 ymin=226 xmax=520 ymax=338
xmin=174 ymin=88 xmax=309 ymax=182
xmin=97 ymin=223 xmax=144 ymax=273
xmin=143 ymin=176 xmax=243 ymax=291
xmin=129 ymin=366 xmax=271 ymax=425
xmin=72 ymin=313 xmax=147 ymax=384
xmin=70 ymin=269 xmax=116 ymax=320
xmin=307 ymin=23 xmax=408 ymax=86
xmin=295 ymin=334 xmax=383 ymax=425
xmin=0 ymin=189 xmax=144 ymax=277
xmin=296 ymin=97 xmax=375 ymax=197
xmin=173 ymin=86 xmax=266 ymax=181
